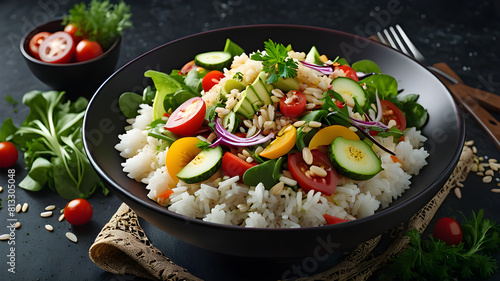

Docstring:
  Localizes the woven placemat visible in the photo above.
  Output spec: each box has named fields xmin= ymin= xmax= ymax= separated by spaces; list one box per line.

xmin=89 ymin=145 xmax=474 ymax=281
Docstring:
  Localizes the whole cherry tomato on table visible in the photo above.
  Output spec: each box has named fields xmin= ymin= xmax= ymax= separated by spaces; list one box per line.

xmin=64 ymin=198 xmax=93 ymax=226
xmin=433 ymin=217 xmax=463 ymax=246
xmin=75 ymin=39 xmax=103 ymax=62
xmin=29 ymin=31 xmax=51 ymax=59
xmin=0 ymin=141 xmax=18 ymax=168
xmin=38 ymin=31 xmax=76 ymax=64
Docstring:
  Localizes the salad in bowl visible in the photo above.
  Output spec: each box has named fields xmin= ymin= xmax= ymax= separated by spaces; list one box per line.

xmin=115 ymin=39 xmax=429 ymax=228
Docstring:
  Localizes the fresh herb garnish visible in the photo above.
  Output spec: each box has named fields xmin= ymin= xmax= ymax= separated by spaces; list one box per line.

xmin=5 ymin=95 xmax=18 ymax=106
xmin=251 ymin=39 xmax=298 ymax=84
xmin=383 ymin=209 xmax=500 ymax=280
xmin=0 ymin=91 xmax=106 ymax=199
xmin=63 ymin=0 xmax=132 ymax=49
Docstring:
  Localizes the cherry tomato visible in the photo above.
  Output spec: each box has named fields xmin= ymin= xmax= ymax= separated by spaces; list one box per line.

xmin=202 ymin=70 xmax=225 ymax=92
xmin=64 ymin=23 xmax=84 ymax=43
xmin=335 ymin=65 xmax=359 ymax=81
xmin=221 ymin=152 xmax=257 ymax=179
xmin=75 ymin=39 xmax=103 ymax=62
xmin=433 ymin=217 xmax=463 ymax=245
xmin=165 ymin=97 xmax=206 ymax=136
xmin=0 ymin=141 xmax=18 ymax=168
xmin=380 ymin=100 xmax=407 ymax=131
xmin=323 ymin=214 xmax=349 ymax=225
xmin=279 ymin=90 xmax=307 ymax=118
xmin=180 ymin=60 xmax=197 ymax=75
xmin=64 ymin=198 xmax=93 ymax=226
xmin=28 ymin=31 xmax=51 ymax=59
xmin=38 ymin=31 xmax=76 ymax=64
xmin=288 ymin=149 xmax=338 ymax=196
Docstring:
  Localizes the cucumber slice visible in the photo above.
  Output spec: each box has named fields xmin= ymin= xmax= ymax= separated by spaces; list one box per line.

xmin=177 ymin=146 xmax=223 ymax=184
xmin=331 ymin=77 xmax=366 ymax=107
xmin=194 ymin=51 xmax=232 ymax=71
xmin=222 ymin=111 xmax=239 ymax=133
xmin=329 ymin=137 xmax=382 ymax=180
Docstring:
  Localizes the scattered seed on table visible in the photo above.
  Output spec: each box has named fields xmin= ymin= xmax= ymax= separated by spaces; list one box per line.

xmin=15 ymin=204 xmax=21 ymax=213
xmin=489 ymin=158 xmax=498 ymax=163
xmin=45 ymin=205 xmax=56 ymax=211
xmin=22 ymin=203 xmax=29 ymax=212
xmin=465 ymin=140 xmax=474 ymax=146
xmin=45 ymin=225 xmax=54 ymax=232
xmin=456 ymin=182 xmax=464 ymax=188
xmin=454 ymin=187 xmax=462 ymax=199
xmin=0 ymin=234 xmax=10 ymax=241
xmin=476 ymin=172 xmax=484 ymax=177
xmin=58 ymin=214 xmax=65 ymax=222
xmin=491 ymin=188 xmax=500 ymax=193
xmin=472 ymin=146 xmax=477 ymax=154
xmin=66 ymin=232 xmax=77 ymax=243
xmin=40 ymin=211 xmax=53 ymax=218
xmin=14 ymin=222 xmax=21 ymax=229
xmin=483 ymin=176 xmax=493 ymax=184
xmin=0 ymin=186 xmax=3 ymax=192
xmin=485 ymin=169 xmax=494 ymax=176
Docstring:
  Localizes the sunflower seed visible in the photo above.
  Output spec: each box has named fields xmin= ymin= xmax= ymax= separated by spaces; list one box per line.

xmin=454 ymin=187 xmax=462 ymax=199
xmin=45 ymin=205 xmax=56 ymax=211
xmin=0 ymin=234 xmax=11 ymax=241
xmin=45 ymin=224 xmax=54 ymax=232
xmin=22 ymin=203 xmax=29 ymax=212
xmin=483 ymin=176 xmax=493 ymax=183
xmin=66 ymin=232 xmax=77 ymax=243
xmin=40 ymin=211 xmax=53 ymax=218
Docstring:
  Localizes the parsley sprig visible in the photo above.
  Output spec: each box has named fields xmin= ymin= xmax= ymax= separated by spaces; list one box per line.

xmin=63 ymin=0 xmax=132 ymax=49
xmin=251 ymin=39 xmax=298 ymax=84
xmin=383 ymin=209 xmax=500 ymax=280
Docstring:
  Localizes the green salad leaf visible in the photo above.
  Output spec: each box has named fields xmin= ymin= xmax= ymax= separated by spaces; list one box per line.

xmin=0 ymin=91 xmax=105 ymax=199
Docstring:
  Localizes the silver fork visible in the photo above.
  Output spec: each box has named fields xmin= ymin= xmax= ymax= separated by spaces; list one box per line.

xmin=376 ymin=24 xmax=459 ymax=84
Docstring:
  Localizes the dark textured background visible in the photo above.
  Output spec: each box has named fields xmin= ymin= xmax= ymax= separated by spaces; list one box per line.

xmin=0 ymin=0 xmax=499 ymax=280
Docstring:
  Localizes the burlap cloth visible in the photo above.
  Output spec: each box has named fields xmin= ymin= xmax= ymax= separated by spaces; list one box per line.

xmin=89 ymin=145 xmax=474 ymax=280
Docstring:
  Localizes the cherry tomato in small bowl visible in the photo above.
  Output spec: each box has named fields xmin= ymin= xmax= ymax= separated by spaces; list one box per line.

xmin=75 ymin=39 xmax=104 ymax=62
xmin=64 ymin=198 xmax=93 ymax=226
xmin=202 ymin=70 xmax=225 ymax=92
xmin=38 ymin=31 xmax=76 ymax=64
xmin=165 ymin=97 xmax=207 ymax=136
xmin=0 ymin=141 xmax=18 ymax=168
xmin=64 ymin=23 xmax=84 ymax=44
xmin=28 ymin=31 xmax=51 ymax=60
xmin=279 ymin=90 xmax=307 ymax=118
xmin=433 ymin=217 xmax=463 ymax=245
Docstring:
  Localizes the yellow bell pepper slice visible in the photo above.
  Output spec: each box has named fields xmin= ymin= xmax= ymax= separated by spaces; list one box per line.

xmin=259 ymin=124 xmax=296 ymax=159
xmin=308 ymin=125 xmax=359 ymax=150
xmin=166 ymin=137 xmax=202 ymax=184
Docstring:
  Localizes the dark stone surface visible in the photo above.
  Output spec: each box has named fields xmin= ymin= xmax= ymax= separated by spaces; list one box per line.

xmin=0 ymin=0 xmax=498 ymax=280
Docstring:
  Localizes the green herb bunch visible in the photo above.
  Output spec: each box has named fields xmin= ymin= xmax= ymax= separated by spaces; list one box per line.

xmin=251 ymin=39 xmax=298 ymax=84
xmin=383 ymin=209 xmax=500 ymax=280
xmin=63 ymin=0 xmax=132 ymax=49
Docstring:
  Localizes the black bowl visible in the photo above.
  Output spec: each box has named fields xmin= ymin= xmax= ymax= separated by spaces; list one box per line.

xmin=20 ymin=19 xmax=121 ymax=98
xmin=83 ymin=25 xmax=464 ymax=259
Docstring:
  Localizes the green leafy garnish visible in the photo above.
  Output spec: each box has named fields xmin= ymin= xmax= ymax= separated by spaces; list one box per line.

xmin=0 ymin=91 xmax=106 ymax=199
xmin=383 ymin=209 xmax=500 ymax=280
xmin=5 ymin=95 xmax=18 ymax=106
xmin=251 ymin=39 xmax=298 ymax=84
xmin=63 ymin=0 xmax=132 ymax=49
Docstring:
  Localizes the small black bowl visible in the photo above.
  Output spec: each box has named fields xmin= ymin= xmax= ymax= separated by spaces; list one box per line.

xmin=84 ymin=25 xmax=464 ymax=260
xmin=20 ymin=19 xmax=121 ymax=98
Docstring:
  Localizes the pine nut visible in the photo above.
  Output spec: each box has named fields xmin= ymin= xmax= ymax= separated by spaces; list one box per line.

xmin=308 ymin=121 xmax=322 ymax=128
xmin=485 ymin=169 xmax=494 ymax=176
xmin=456 ymin=182 xmax=464 ymax=188
xmin=293 ymin=121 xmax=306 ymax=127
xmin=16 ymin=204 xmax=21 ymax=213
xmin=40 ymin=211 xmax=53 ymax=218
xmin=45 ymin=224 xmax=54 ymax=232
xmin=0 ymin=234 xmax=11 ymax=241
xmin=302 ymin=147 xmax=313 ymax=165
xmin=280 ymin=176 xmax=297 ymax=187
xmin=22 ymin=203 xmax=29 ymax=213
xmin=483 ymin=176 xmax=493 ymax=183
xmin=58 ymin=214 xmax=65 ymax=222
xmin=14 ymin=222 xmax=21 ymax=229
xmin=310 ymin=165 xmax=328 ymax=177
xmin=45 ymin=205 xmax=56 ymax=211
xmin=270 ymin=181 xmax=285 ymax=195
xmin=66 ymin=232 xmax=78 ymax=243
xmin=464 ymin=140 xmax=474 ymax=146
xmin=454 ymin=187 xmax=462 ymax=199
xmin=491 ymin=188 xmax=500 ymax=193
xmin=0 ymin=186 xmax=3 ymax=192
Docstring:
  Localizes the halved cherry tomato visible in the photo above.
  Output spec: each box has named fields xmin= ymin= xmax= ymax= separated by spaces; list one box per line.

xmin=221 ymin=152 xmax=257 ymax=178
xmin=38 ymin=31 xmax=76 ymax=64
xmin=64 ymin=198 xmax=93 ymax=226
xmin=323 ymin=214 xmax=349 ymax=225
xmin=166 ymin=137 xmax=202 ymax=183
xmin=279 ymin=90 xmax=307 ymax=118
xmin=180 ymin=60 xmax=197 ymax=75
xmin=165 ymin=97 xmax=206 ymax=136
xmin=64 ymin=23 xmax=84 ymax=43
xmin=259 ymin=124 xmax=296 ymax=159
xmin=335 ymin=65 xmax=359 ymax=81
xmin=433 ymin=217 xmax=463 ymax=246
xmin=29 ymin=31 xmax=51 ymax=59
xmin=75 ymin=39 xmax=103 ymax=62
xmin=202 ymin=70 xmax=225 ymax=92
xmin=380 ymin=100 xmax=406 ymax=131
xmin=0 ymin=141 xmax=18 ymax=168
xmin=288 ymin=149 xmax=338 ymax=196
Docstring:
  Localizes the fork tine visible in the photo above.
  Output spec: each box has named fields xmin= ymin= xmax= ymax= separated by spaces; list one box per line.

xmin=382 ymin=29 xmax=398 ymax=51
xmin=376 ymin=31 xmax=388 ymax=45
xmin=389 ymin=26 xmax=412 ymax=57
xmin=395 ymin=24 xmax=426 ymax=63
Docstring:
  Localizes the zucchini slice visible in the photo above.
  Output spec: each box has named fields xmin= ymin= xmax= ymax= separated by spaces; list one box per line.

xmin=329 ymin=137 xmax=382 ymax=180
xmin=194 ymin=51 xmax=232 ymax=71
xmin=177 ymin=146 xmax=223 ymax=184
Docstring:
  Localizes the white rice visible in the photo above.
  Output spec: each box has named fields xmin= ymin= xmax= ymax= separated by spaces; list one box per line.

xmin=115 ymin=51 xmax=430 ymax=228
